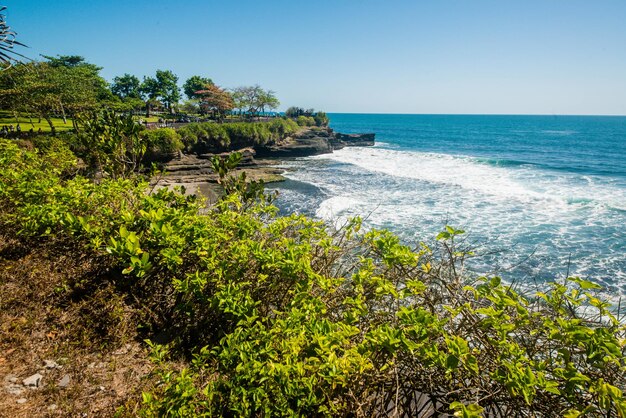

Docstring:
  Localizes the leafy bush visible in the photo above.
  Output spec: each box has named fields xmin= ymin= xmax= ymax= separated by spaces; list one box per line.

xmin=285 ymin=107 xmax=328 ymax=126
xmin=140 ymin=128 xmax=183 ymax=155
xmin=177 ymin=119 xmax=299 ymax=152
xmin=1 ymin=138 xmax=624 ymax=418
xmin=296 ymin=115 xmax=316 ymax=126
xmin=266 ymin=117 xmax=299 ymax=137
xmin=74 ymin=110 xmax=146 ymax=177
xmin=314 ymin=111 xmax=329 ymax=127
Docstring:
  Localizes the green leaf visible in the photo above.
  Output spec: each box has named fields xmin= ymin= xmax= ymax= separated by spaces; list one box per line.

xmin=446 ymin=354 xmax=459 ymax=369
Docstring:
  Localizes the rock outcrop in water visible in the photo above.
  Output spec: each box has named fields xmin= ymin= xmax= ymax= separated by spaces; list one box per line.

xmin=254 ymin=127 xmax=334 ymax=158
xmin=254 ymin=127 xmax=375 ymax=157
xmin=331 ymin=132 xmax=376 ymax=149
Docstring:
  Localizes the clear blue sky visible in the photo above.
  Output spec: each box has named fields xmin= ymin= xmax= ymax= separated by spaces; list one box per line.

xmin=5 ymin=0 xmax=626 ymax=115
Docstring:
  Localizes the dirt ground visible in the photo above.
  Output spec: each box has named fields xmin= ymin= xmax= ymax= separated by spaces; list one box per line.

xmin=0 ymin=235 xmax=154 ymax=417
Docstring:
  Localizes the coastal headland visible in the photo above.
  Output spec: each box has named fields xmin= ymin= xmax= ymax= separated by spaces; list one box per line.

xmin=153 ymin=125 xmax=375 ymax=202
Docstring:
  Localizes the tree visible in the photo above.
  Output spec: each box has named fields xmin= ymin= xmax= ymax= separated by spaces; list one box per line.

xmin=285 ymin=106 xmax=305 ymax=118
xmin=257 ymin=89 xmax=279 ymax=114
xmin=138 ymin=70 xmax=182 ymax=116
xmin=42 ymin=54 xmax=112 ymax=102
xmin=183 ymin=75 xmax=213 ymax=100
xmin=75 ymin=109 xmax=145 ymax=177
xmin=139 ymin=76 xmax=161 ymax=118
xmin=285 ymin=106 xmax=328 ymax=126
xmin=196 ymin=84 xmax=234 ymax=122
xmin=231 ymin=85 xmax=279 ymax=118
xmin=42 ymin=54 xmax=101 ymax=71
xmin=0 ymin=6 xmax=27 ymax=67
xmin=155 ymin=69 xmax=180 ymax=113
xmin=111 ymin=73 xmax=141 ymax=99
xmin=179 ymin=99 xmax=201 ymax=115
xmin=0 ymin=61 xmax=101 ymax=132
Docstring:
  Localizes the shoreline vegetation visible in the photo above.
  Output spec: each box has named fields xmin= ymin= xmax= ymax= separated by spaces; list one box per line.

xmin=0 ymin=53 xmax=624 ymax=417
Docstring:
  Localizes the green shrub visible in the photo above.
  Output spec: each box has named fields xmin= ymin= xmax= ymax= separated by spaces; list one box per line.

xmin=314 ymin=111 xmax=329 ymax=127
xmin=296 ymin=115 xmax=316 ymax=126
xmin=267 ymin=117 xmax=299 ymax=137
xmin=74 ymin=110 xmax=146 ymax=177
xmin=177 ymin=119 xmax=299 ymax=152
xmin=140 ymin=128 xmax=184 ymax=154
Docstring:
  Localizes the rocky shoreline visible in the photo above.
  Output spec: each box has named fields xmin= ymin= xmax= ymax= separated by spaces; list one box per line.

xmin=153 ymin=126 xmax=375 ymax=201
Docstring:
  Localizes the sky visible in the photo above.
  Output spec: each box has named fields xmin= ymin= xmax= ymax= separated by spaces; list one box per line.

xmin=4 ymin=0 xmax=626 ymax=115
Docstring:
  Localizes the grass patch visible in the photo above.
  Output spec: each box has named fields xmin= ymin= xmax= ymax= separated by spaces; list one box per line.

xmin=132 ymin=115 xmax=160 ymax=123
xmin=0 ymin=111 xmax=74 ymax=132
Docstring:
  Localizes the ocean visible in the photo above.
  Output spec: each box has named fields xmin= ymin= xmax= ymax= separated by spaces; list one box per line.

xmin=268 ymin=114 xmax=626 ymax=302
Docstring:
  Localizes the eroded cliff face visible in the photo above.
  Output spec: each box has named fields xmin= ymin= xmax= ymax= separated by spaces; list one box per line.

xmin=332 ymin=132 xmax=376 ymax=148
xmin=254 ymin=127 xmax=375 ymax=157
xmin=254 ymin=127 xmax=333 ymax=158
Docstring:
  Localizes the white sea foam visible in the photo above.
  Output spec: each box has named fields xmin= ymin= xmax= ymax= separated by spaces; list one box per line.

xmin=306 ymin=146 xmax=626 ymax=213
xmin=315 ymin=196 xmax=359 ymax=225
xmin=277 ymin=145 xmax=626 ymax=303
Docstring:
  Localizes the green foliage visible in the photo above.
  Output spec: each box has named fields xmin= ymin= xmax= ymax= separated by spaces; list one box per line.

xmin=42 ymin=54 xmax=112 ymax=102
xmin=1 ymin=138 xmax=624 ymax=418
xmin=285 ymin=106 xmax=314 ymax=118
xmin=183 ymin=75 xmax=214 ymax=100
xmin=179 ymin=99 xmax=201 ymax=115
xmin=296 ymin=115 xmax=316 ymax=126
xmin=111 ymin=73 xmax=142 ymax=99
xmin=286 ymin=107 xmax=328 ymax=126
xmin=231 ymin=85 xmax=280 ymax=116
xmin=140 ymin=128 xmax=183 ymax=155
xmin=177 ymin=118 xmax=299 ymax=151
xmin=75 ymin=109 xmax=146 ymax=177
xmin=0 ymin=61 xmax=104 ymax=131
xmin=314 ymin=111 xmax=329 ymax=127
xmin=155 ymin=69 xmax=181 ymax=112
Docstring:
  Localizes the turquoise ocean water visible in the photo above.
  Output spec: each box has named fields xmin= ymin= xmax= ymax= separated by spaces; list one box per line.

xmin=269 ymin=114 xmax=626 ymax=300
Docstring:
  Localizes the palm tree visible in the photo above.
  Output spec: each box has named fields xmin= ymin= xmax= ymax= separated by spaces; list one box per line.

xmin=0 ymin=6 xmax=27 ymax=68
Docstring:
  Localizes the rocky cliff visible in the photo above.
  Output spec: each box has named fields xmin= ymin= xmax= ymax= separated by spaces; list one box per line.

xmin=331 ymin=132 xmax=376 ymax=149
xmin=254 ymin=127 xmax=375 ymax=158
xmin=156 ymin=126 xmax=375 ymax=196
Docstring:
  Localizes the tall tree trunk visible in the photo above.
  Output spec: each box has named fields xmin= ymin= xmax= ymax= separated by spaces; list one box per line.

xmin=59 ymin=100 xmax=67 ymax=124
xmin=44 ymin=115 xmax=56 ymax=135
xmin=145 ymin=102 xmax=151 ymax=118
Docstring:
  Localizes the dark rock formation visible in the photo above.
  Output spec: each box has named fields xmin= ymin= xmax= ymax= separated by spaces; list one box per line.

xmin=164 ymin=147 xmax=256 ymax=177
xmin=254 ymin=127 xmax=334 ymax=158
xmin=332 ymin=132 xmax=376 ymax=148
xmin=254 ymin=127 xmax=375 ymax=157
xmin=197 ymin=147 xmax=256 ymax=166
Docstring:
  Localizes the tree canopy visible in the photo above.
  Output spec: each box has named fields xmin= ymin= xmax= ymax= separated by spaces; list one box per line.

xmin=195 ymin=84 xmax=235 ymax=121
xmin=155 ymin=69 xmax=180 ymax=113
xmin=111 ymin=73 xmax=141 ymax=99
xmin=231 ymin=84 xmax=280 ymax=117
xmin=183 ymin=75 xmax=213 ymax=100
xmin=0 ymin=61 xmax=102 ymax=131
xmin=42 ymin=54 xmax=112 ymax=101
